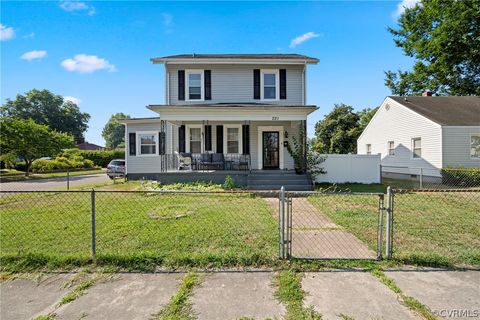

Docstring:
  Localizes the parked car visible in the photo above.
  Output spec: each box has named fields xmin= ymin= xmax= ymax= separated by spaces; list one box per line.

xmin=106 ymin=159 xmax=125 ymax=179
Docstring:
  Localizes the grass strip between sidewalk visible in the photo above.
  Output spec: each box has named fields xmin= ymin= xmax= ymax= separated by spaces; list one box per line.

xmin=274 ymin=270 xmax=322 ymax=320
xmin=153 ymin=272 xmax=199 ymax=320
xmin=370 ymin=269 xmax=438 ymax=320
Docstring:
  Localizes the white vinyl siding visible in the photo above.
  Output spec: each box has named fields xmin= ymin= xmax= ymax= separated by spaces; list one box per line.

xmin=168 ymin=64 xmax=303 ymax=105
xmin=442 ymin=126 xmax=480 ymax=168
xmin=357 ymin=97 xmax=442 ymax=173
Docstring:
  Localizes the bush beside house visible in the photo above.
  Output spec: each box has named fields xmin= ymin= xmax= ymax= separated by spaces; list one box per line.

xmin=441 ymin=168 xmax=480 ymax=187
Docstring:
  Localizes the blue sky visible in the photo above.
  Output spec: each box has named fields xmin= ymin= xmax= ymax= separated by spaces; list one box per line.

xmin=1 ymin=0 xmax=415 ymax=145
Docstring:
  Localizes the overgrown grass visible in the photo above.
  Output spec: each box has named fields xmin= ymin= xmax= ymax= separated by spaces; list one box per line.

xmin=274 ymin=270 xmax=322 ymax=320
xmin=370 ymin=269 xmax=438 ymax=320
xmin=153 ymin=272 xmax=199 ymax=320
xmin=1 ymin=192 xmax=278 ymax=271
xmin=308 ymin=192 xmax=480 ymax=267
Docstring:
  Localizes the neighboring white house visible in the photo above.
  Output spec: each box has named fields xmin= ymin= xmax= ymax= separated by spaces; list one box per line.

xmin=357 ymin=94 xmax=480 ymax=179
xmin=119 ymin=54 xmax=319 ymax=190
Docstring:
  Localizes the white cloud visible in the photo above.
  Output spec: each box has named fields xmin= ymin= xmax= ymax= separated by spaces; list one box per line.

xmin=20 ymin=50 xmax=47 ymax=61
xmin=289 ymin=32 xmax=320 ymax=48
xmin=63 ymin=96 xmax=82 ymax=105
xmin=23 ymin=32 xmax=35 ymax=39
xmin=61 ymin=54 xmax=117 ymax=73
xmin=162 ymin=13 xmax=173 ymax=27
xmin=0 ymin=24 xmax=15 ymax=41
xmin=59 ymin=1 xmax=96 ymax=15
xmin=393 ymin=0 xmax=421 ymax=18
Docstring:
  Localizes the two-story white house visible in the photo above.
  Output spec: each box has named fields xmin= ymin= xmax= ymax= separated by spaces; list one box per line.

xmin=120 ymin=54 xmax=319 ymax=190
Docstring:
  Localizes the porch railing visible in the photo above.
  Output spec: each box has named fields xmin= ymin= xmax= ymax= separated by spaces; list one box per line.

xmin=159 ymin=153 xmax=251 ymax=172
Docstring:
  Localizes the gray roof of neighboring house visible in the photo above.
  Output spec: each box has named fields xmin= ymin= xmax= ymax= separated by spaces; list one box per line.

xmin=151 ymin=54 xmax=319 ymax=64
xmin=389 ymin=96 xmax=480 ymax=126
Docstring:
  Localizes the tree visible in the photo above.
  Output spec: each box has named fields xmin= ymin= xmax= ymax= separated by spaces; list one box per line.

xmin=0 ymin=89 xmax=90 ymax=143
xmin=385 ymin=0 xmax=480 ymax=96
xmin=102 ymin=113 xmax=130 ymax=149
xmin=0 ymin=118 xmax=74 ymax=176
xmin=357 ymin=107 xmax=378 ymax=132
xmin=312 ymin=104 xmax=361 ymax=154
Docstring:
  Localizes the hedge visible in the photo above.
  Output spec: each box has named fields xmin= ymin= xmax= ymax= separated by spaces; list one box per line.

xmin=62 ymin=148 xmax=125 ymax=167
xmin=31 ymin=157 xmax=96 ymax=172
xmin=441 ymin=167 xmax=480 ymax=187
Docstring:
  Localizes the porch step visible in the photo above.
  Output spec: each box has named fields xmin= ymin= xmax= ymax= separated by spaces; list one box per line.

xmin=247 ymin=171 xmax=312 ymax=191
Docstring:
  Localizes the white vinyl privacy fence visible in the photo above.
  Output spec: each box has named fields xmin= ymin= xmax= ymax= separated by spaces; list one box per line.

xmin=315 ymin=154 xmax=381 ymax=184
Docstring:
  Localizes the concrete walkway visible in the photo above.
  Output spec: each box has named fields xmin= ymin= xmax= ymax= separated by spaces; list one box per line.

xmin=265 ymin=197 xmax=377 ymax=259
xmin=1 ymin=270 xmax=478 ymax=320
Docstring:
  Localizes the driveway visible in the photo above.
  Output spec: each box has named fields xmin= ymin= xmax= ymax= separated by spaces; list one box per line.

xmin=0 ymin=173 xmax=110 ymax=191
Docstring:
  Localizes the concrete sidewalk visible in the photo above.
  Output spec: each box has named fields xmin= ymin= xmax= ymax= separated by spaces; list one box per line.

xmin=1 ymin=269 xmax=478 ymax=320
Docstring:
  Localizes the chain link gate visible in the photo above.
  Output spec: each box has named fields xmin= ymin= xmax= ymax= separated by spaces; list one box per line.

xmin=279 ymin=187 xmax=386 ymax=260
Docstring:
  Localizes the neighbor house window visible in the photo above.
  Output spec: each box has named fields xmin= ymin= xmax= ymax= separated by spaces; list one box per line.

xmin=366 ymin=144 xmax=372 ymax=155
xmin=412 ymin=138 xmax=422 ymax=158
xmin=187 ymin=70 xmax=203 ymax=100
xmin=261 ymin=70 xmax=278 ymax=100
xmin=388 ymin=141 xmax=395 ymax=156
xmin=227 ymin=127 xmax=239 ymax=153
xmin=139 ymin=133 xmax=157 ymax=155
xmin=189 ymin=127 xmax=202 ymax=153
xmin=471 ymin=134 xmax=480 ymax=158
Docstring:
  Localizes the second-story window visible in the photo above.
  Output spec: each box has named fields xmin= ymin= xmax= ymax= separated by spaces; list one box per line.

xmin=187 ymin=70 xmax=203 ymax=100
xmin=388 ymin=141 xmax=395 ymax=156
xmin=261 ymin=70 xmax=279 ymax=100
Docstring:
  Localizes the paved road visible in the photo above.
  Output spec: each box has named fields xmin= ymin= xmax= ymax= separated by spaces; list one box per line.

xmin=0 ymin=173 xmax=110 ymax=191
xmin=1 ymin=270 xmax=478 ymax=320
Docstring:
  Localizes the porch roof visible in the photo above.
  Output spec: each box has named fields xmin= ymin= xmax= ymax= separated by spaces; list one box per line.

xmin=146 ymin=104 xmax=318 ymax=121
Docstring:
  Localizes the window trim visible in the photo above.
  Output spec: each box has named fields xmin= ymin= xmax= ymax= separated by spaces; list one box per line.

xmin=223 ymin=124 xmax=243 ymax=154
xmin=136 ymin=131 xmax=159 ymax=157
xmin=387 ymin=141 xmax=395 ymax=156
xmin=470 ymin=133 xmax=480 ymax=159
xmin=186 ymin=124 xmax=203 ymax=153
xmin=260 ymin=69 xmax=280 ymax=101
xmin=366 ymin=144 xmax=372 ymax=155
xmin=411 ymin=137 xmax=422 ymax=159
xmin=186 ymin=70 xmax=204 ymax=101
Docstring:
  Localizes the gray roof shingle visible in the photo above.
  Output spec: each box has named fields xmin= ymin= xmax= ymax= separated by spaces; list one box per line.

xmin=151 ymin=54 xmax=319 ymax=63
xmin=389 ymin=96 xmax=480 ymax=126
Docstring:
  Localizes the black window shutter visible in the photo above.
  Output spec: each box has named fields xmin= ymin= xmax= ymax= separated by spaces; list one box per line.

xmin=179 ymin=125 xmax=186 ymax=153
xmin=280 ymin=69 xmax=287 ymax=99
xmin=204 ymin=70 xmax=212 ymax=100
xmin=216 ymin=125 xmax=223 ymax=153
xmin=178 ymin=70 xmax=185 ymax=101
xmin=242 ymin=125 xmax=250 ymax=155
xmin=253 ymin=69 xmax=260 ymax=100
xmin=129 ymin=133 xmax=136 ymax=156
xmin=159 ymin=132 xmax=166 ymax=155
xmin=204 ymin=125 xmax=212 ymax=151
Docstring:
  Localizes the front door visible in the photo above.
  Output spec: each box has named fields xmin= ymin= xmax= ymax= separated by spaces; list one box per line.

xmin=262 ymin=131 xmax=280 ymax=169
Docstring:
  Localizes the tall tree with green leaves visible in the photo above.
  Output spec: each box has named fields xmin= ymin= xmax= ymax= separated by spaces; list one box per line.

xmin=0 ymin=118 xmax=74 ymax=176
xmin=357 ymin=107 xmax=378 ymax=132
xmin=0 ymin=89 xmax=90 ymax=143
xmin=385 ymin=0 xmax=480 ymax=96
xmin=312 ymin=104 xmax=361 ymax=154
xmin=102 ymin=113 xmax=130 ymax=149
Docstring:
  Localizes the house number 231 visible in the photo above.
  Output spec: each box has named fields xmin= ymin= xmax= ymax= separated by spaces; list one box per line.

xmin=272 ymin=116 xmax=279 ymax=120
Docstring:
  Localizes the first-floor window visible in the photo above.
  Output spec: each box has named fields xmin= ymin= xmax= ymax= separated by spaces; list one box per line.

xmin=412 ymin=138 xmax=422 ymax=158
xmin=366 ymin=144 xmax=371 ymax=155
xmin=139 ymin=133 xmax=157 ymax=155
xmin=471 ymin=134 xmax=480 ymax=158
xmin=227 ymin=127 xmax=239 ymax=153
xmin=189 ymin=127 xmax=201 ymax=153
xmin=388 ymin=141 xmax=395 ymax=156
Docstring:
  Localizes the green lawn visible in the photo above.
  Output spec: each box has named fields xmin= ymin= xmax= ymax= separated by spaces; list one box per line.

xmin=0 ymin=169 xmax=104 ymax=182
xmin=308 ymin=191 xmax=480 ymax=267
xmin=0 ymin=191 xmax=278 ymax=270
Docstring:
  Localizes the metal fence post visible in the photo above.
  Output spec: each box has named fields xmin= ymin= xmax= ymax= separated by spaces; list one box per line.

xmin=279 ymin=186 xmax=285 ymax=259
xmin=377 ymin=194 xmax=384 ymax=260
xmin=67 ymin=168 xmax=70 ymax=190
xmin=385 ymin=186 xmax=394 ymax=259
xmin=90 ymin=189 xmax=96 ymax=261
xmin=419 ymin=168 xmax=423 ymax=189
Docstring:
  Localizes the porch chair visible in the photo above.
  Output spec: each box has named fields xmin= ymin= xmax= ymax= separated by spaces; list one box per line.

xmin=176 ymin=152 xmax=192 ymax=170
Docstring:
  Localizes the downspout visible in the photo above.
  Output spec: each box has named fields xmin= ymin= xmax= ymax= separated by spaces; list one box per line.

xmin=303 ymin=61 xmax=307 ymax=105
xmin=165 ymin=62 xmax=169 ymax=105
